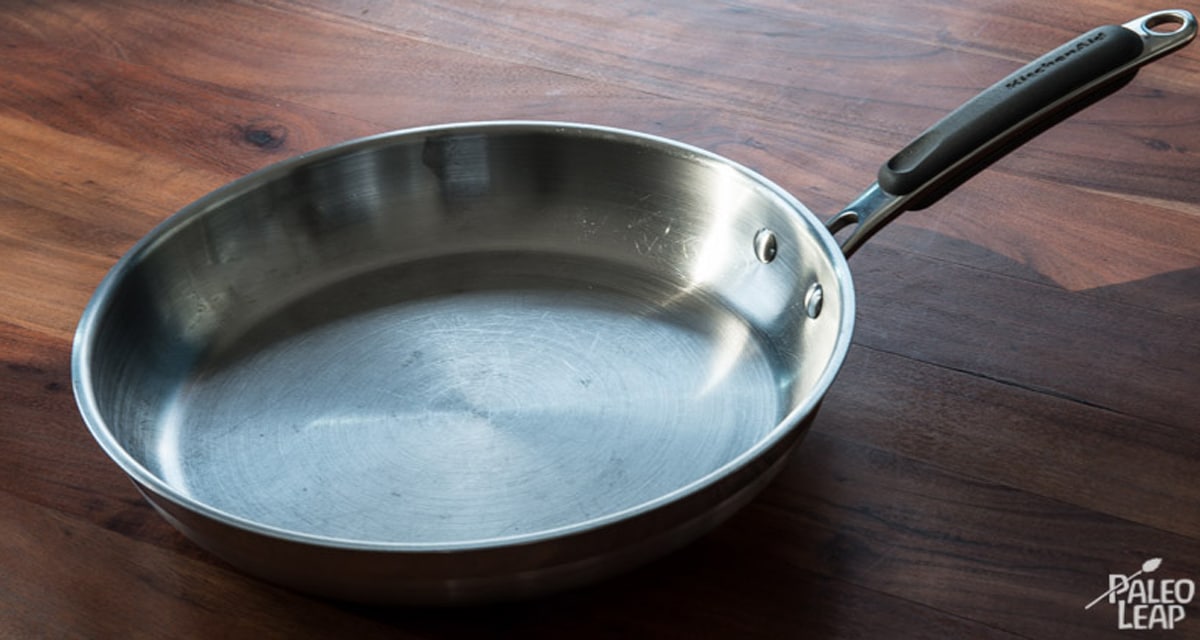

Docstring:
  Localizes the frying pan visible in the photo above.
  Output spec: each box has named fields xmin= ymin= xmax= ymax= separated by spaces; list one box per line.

xmin=72 ymin=11 xmax=1196 ymax=604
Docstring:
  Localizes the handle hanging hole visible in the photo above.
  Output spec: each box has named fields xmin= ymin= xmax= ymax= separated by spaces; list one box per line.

xmin=1142 ymin=11 xmax=1187 ymax=35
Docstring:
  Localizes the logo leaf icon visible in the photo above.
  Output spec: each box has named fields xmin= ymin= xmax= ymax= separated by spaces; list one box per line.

xmin=1085 ymin=558 xmax=1166 ymax=610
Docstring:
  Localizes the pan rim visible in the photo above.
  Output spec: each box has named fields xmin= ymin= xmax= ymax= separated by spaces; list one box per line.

xmin=70 ymin=120 xmax=857 ymax=553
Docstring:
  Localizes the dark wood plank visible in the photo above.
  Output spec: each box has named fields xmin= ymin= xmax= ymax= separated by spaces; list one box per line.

xmin=848 ymin=244 xmax=1200 ymax=431
xmin=0 ymin=115 xmax=208 ymax=339
xmin=0 ymin=0 xmax=639 ymax=131
xmin=340 ymin=520 xmax=1030 ymax=640
xmin=0 ymin=45 xmax=376 ymax=177
xmin=294 ymin=0 xmax=1200 ymax=195
xmin=0 ymin=490 xmax=415 ymax=639
xmin=288 ymin=0 xmax=1200 ymax=310
xmin=4 ymin=0 xmax=1196 ymax=314
xmin=817 ymin=345 xmax=1200 ymax=538
xmin=754 ymin=430 xmax=1200 ymax=639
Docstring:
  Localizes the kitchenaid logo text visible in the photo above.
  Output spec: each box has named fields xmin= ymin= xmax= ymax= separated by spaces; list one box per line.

xmin=1086 ymin=558 xmax=1195 ymax=631
xmin=1005 ymin=31 xmax=1107 ymax=89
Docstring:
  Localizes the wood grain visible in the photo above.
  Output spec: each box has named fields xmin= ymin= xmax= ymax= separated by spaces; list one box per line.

xmin=1 ymin=1 xmax=1198 ymax=638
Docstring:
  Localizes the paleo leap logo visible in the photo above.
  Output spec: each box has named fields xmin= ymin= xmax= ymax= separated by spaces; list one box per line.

xmin=1086 ymin=558 xmax=1195 ymax=630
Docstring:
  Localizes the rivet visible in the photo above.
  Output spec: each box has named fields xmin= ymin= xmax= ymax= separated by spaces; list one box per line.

xmin=805 ymin=283 xmax=824 ymax=319
xmin=753 ymin=228 xmax=777 ymax=263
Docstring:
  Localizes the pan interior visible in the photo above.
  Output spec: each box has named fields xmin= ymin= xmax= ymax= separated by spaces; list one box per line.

xmin=80 ymin=124 xmax=852 ymax=548
xmin=151 ymin=253 xmax=785 ymax=543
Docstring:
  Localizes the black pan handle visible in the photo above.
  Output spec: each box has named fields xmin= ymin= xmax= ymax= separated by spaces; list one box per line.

xmin=828 ymin=10 xmax=1197 ymax=257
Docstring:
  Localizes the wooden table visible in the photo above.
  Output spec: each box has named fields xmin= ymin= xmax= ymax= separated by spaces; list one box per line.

xmin=2 ymin=2 xmax=1198 ymax=638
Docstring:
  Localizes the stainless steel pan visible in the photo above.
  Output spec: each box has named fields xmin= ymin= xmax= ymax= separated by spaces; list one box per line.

xmin=72 ymin=11 xmax=1196 ymax=604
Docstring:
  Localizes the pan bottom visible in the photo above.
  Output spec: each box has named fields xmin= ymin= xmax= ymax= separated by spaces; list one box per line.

xmin=149 ymin=254 xmax=788 ymax=545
